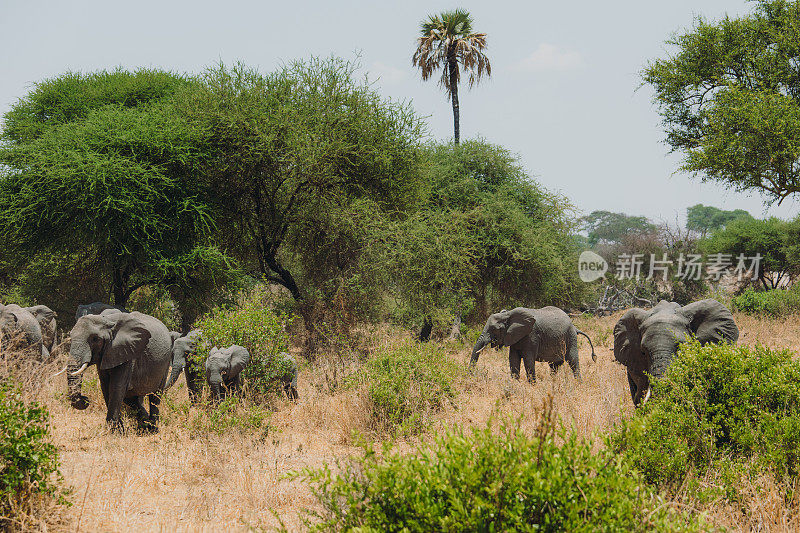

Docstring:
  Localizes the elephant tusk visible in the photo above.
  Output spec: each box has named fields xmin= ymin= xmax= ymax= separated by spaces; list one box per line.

xmin=641 ymin=388 xmax=652 ymax=405
xmin=70 ymin=363 xmax=89 ymax=376
xmin=52 ymin=365 xmax=68 ymax=378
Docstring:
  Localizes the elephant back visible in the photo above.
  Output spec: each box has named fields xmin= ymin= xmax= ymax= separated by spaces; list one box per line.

xmin=125 ymin=312 xmax=173 ymax=396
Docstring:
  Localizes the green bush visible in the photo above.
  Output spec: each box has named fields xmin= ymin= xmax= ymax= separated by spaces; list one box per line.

xmin=358 ymin=340 xmax=463 ymax=435
xmin=0 ymin=380 xmax=67 ymax=525
xmin=731 ymin=286 xmax=800 ymax=316
xmin=291 ymin=412 xmax=701 ymax=532
xmin=610 ymin=340 xmax=800 ymax=489
xmin=194 ymin=287 xmax=294 ymax=403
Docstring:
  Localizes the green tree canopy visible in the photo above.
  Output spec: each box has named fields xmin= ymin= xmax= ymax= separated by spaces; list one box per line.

xmin=182 ymin=58 xmax=426 ymax=310
xmin=701 ymin=217 xmax=796 ymax=289
xmin=386 ymin=140 xmax=583 ymax=325
xmin=0 ymin=69 xmax=236 ymax=313
xmin=644 ymin=0 xmax=800 ymax=203
xmin=580 ymin=211 xmax=657 ymax=247
xmin=686 ymin=204 xmax=752 ymax=237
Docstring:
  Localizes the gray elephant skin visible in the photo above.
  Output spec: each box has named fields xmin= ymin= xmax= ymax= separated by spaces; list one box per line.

xmin=0 ymin=303 xmax=49 ymax=359
xmin=471 ymin=307 xmax=596 ymax=382
xmin=64 ymin=310 xmax=172 ymax=432
xmin=613 ymin=299 xmax=738 ymax=406
xmin=75 ymin=302 xmax=128 ymax=321
xmin=166 ymin=329 xmax=205 ymax=402
xmin=25 ymin=304 xmax=58 ymax=354
xmin=205 ymin=345 xmax=251 ymax=400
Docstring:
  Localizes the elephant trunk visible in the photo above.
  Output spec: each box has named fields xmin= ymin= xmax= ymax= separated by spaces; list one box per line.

xmin=165 ymin=358 xmax=185 ymax=390
xmin=648 ymin=349 xmax=676 ymax=381
xmin=208 ymin=376 xmax=223 ymax=400
xmin=470 ymin=332 xmax=490 ymax=367
xmin=67 ymin=340 xmax=92 ymax=410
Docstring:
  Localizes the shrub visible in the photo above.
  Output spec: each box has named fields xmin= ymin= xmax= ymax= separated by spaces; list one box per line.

xmin=0 ymin=380 xmax=68 ymax=529
xmin=194 ymin=287 xmax=294 ymax=403
xmin=357 ymin=340 xmax=463 ymax=435
xmin=290 ymin=407 xmax=701 ymax=532
xmin=610 ymin=340 xmax=800 ymax=489
xmin=731 ymin=286 xmax=800 ymax=316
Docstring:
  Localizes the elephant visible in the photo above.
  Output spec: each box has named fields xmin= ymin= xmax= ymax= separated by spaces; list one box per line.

xmin=613 ymin=299 xmax=738 ymax=406
xmin=0 ymin=303 xmax=48 ymax=359
xmin=471 ymin=307 xmax=595 ymax=382
xmin=75 ymin=302 xmax=128 ymax=321
xmin=24 ymin=305 xmax=57 ymax=355
xmin=276 ymin=351 xmax=299 ymax=401
xmin=165 ymin=329 xmax=204 ymax=402
xmin=55 ymin=310 xmax=172 ymax=432
xmin=205 ymin=345 xmax=251 ymax=400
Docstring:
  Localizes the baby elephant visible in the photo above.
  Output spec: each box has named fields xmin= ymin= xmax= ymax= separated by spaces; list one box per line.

xmin=470 ymin=307 xmax=595 ymax=382
xmin=205 ymin=345 xmax=251 ymax=400
xmin=205 ymin=347 xmax=299 ymax=401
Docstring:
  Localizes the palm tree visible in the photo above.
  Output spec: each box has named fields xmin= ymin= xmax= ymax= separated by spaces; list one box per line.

xmin=412 ymin=9 xmax=491 ymax=144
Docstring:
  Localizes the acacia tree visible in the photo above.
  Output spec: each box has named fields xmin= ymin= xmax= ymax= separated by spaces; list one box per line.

xmin=644 ymin=0 xmax=800 ymax=203
xmin=0 ymin=69 xmax=236 ymax=314
xmin=185 ymin=58 xmax=426 ymax=309
xmin=413 ymin=9 xmax=491 ymax=144
xmin=388 ymin=140 xmax=584 ymax=330
xmin=701 ymin=217 xmax=795 ymax=289
xmin=686 ymin=204 xmax=751 ymax=238
xmin=580 ymin=211 xmax=657 ymax=246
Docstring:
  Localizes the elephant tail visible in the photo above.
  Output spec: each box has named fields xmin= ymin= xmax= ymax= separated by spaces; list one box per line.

xmin=576 ymin=330 xmax=596 ymax=362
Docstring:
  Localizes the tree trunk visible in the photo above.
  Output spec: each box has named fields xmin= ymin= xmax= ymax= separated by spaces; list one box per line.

xmin=448 ymin=50 xmax=460 ymax=145
xmin=112 ymin=267 xmax=129 ymax=308
xmin=419 ymin=316 xmax=433 ymax=342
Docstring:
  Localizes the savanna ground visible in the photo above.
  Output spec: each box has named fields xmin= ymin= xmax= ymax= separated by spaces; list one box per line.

xmin=16 ymin=312 xmax=800 ymax=532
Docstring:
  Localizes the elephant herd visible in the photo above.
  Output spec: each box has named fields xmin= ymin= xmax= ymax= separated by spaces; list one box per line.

xmin=0 ymin=301 xmax=298 ymax=433
xmin=2 ymin=296 xmax=738 ymax=433
xmin=471 ymin=299 xmax=739 ymax=406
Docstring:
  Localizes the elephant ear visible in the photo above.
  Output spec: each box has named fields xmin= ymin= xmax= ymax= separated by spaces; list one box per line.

xmin=678 ymin=299 xmax=739 ymax=345
xmin=169 ymin=331 xmax=182 ymax=344
xmin=25 ymin=305 xmax=56 ymax=323
xmin=613 ymin=308 xmax=650 ymax=367
xmin=101 ymin=313 xmax=152 ymax=370
xmin=502 ymin=308 xmax=536 ymax=346
xmin=228 ymin=346 xmax=251 ymax=377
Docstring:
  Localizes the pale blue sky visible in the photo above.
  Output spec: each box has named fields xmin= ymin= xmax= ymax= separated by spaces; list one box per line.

xmin=2 ymin=0 xmax=797 ymax=223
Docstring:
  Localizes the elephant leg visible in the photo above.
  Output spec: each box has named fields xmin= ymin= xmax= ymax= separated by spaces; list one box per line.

xmin=148 ymin=393 xmax=161 ymax=422
xmin=284 ymin=375 xmax=299 ymax=401
xmin=508 ymin=347 xmax=522 ymax=380
xmin=521 ymin=351 xmax=536 ymax=383
xmin=99 ymin=371 xmax=111 ymax=410
xmin=184 ymin=361 xmax=203 ymax=404
xmin=549 ymin=361 xmax=563 ymax=374
xmin=123 ymin=396 xmax=147 ymax=418
xmin=564 ymin=330 xmax=581 ymax=380
xmin=104 ymin=364 xmax=133 ymax=433
xmin=566 ymin=343 xmax=580 ymax=380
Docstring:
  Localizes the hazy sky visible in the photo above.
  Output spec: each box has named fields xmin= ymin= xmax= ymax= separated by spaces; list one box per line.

xmin=2 ymin=0 xmax=798 ymax=223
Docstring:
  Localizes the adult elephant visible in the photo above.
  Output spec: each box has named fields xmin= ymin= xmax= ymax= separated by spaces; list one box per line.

xmin=55 ymin=310 xmax=172 ymax=432
xmin=25 ymin=305 xmax=57 ymax=355
xmin=165 ymin=329 xmax=204 ymax=402
xmin=75 ymin=302 xmax=128 ymax=321
xmin=613 ymin=299 xmax=738 ymax=406
xmin=470 ymin=307 xmax=596 ymax=382
xmin=0 ymin=303 xmax=48 ymax=359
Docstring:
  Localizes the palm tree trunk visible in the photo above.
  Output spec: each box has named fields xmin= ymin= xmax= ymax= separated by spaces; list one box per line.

xmin=448 ymin=51 xmax=460 ymax=144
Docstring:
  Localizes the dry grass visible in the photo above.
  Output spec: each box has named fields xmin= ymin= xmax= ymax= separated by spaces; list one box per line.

xmin=6 ymin=312 xmax=800 ymax=531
